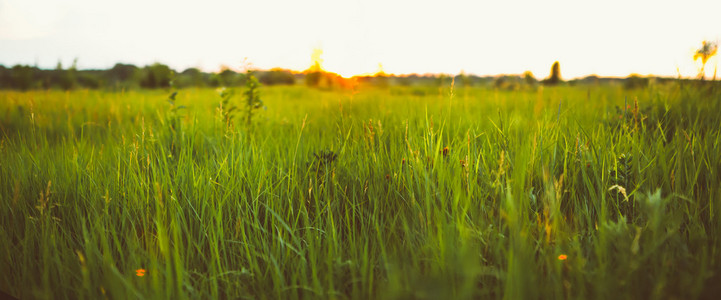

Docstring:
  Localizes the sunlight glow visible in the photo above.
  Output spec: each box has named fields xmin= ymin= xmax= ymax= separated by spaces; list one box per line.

xmin=0 ymin=0 xmax=719 ymax=78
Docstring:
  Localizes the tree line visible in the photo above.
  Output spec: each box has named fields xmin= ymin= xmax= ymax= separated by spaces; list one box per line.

xmin=0 ymin=62 xmax=298 ymax=90
xmin=0 ymin=60 xmax=698 ymax=91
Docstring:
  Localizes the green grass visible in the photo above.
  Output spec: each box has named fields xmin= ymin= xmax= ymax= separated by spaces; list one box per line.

xmin=1 ymin=83 xmax=720 ymax=299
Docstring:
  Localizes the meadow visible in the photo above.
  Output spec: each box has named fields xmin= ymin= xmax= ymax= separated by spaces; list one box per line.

xmin=1 ymin=82 xmax=720 ymax=299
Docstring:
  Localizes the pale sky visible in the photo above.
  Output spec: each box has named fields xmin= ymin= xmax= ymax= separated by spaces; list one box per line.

xmin=0 ymin=0 xmax=719 ymax=79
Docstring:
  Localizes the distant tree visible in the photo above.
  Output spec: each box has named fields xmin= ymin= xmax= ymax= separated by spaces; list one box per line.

xmin=305 ymin=71 xmax=322 ymax=87
xmin=10 ymin=65 xmax=37 ymax=90
xmin=493 ymin=76 xmax=506 ymax=89
xmin=543 ymin=61 xmax=562 ymax=85
xmin=77 ymin=72 xmax=102 ymax=89
xmin=694 ymin=40 xmax=718 ymax=80
xmin=175 ymin=68 xmax=206 ymax=88
xmin=259 ymin=68 xmax=296 ymax=85
xmin=456 ymin=70 xmax=471 ymax=87
xmin=0 ymin=65 xmax=9 ymax=89
xmin=105 ymin=63 xmax=140 ymax=89
xmin=55 ymin=59 xmax=78 ymax=90
xmin=107 ymin=63 xmax=139 ymax=83
xmin=582 ymin=75 xmax=600 ymax=85
xmin=494 ymin=75 xmax=520 ymax=90
xmin=396 ymin=76 xmax=412 ymax=86
xmin=624 ymin=74 xmax=649 ymax=90
xmin=218 ymin=68 xmax=240 ymax=87
xmin=436 ymin=74 xmax=449 ymax=87
xmin=140 ymin=63 xmax=173 ymax=89
xmin=523 ymin=71 xmax=537 ymax=85
xmin=181 ymin=68 xmax=202 ymax=77
xmin=208 ymin=75 xmax=221 ymax=87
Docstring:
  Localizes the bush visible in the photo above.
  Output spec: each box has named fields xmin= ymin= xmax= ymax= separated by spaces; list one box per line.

xmin=174 ymin=68 xmax=207 ymax=88
xmin=214 ymin=68 xmax=245 ymax=87
xmin=259 ymin=68 xmax=296 ymax=85
xmin=542 ymin=61 xmax=562 ymax=86
xmin=106 ymin=63 xmax=140 ymax=89
xmin=140 ymin=63 xmax=173 ymax=89
xmin=624 ymin=74 xmax=649 ymax=90
xmin=10 ymin=65 xmax=37 ymax=90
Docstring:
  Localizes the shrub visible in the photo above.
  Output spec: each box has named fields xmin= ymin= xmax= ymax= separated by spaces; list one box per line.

xmin=259 ymin=68 xmax=296 ymax=85
xmin=140 ymin=63 xmax=173 ymax=89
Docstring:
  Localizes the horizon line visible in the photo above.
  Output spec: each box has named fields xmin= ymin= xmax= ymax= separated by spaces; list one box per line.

xmin=0 ymin=61 xmax=701 ymax=81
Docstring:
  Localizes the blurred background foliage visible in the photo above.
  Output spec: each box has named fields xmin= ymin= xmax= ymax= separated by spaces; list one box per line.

xmin=0 ymin=61 xmax=706 ymax=91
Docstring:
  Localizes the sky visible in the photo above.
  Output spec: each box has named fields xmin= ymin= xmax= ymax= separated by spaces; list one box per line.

xmin=0 ymin=0 xmax=719 ymax=79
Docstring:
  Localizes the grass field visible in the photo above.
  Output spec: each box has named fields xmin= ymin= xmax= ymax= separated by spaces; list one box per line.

xmin=1 ymin=82 xmax=720 ymax=299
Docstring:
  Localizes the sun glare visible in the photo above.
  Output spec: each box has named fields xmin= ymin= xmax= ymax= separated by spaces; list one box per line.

xmin=304 ymin=47 xmax=385 ymax=78
xmin=335 ymin=68 xmax=376 ymax=78
xmin=309 ymin=48 xmax=324 ymax=72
